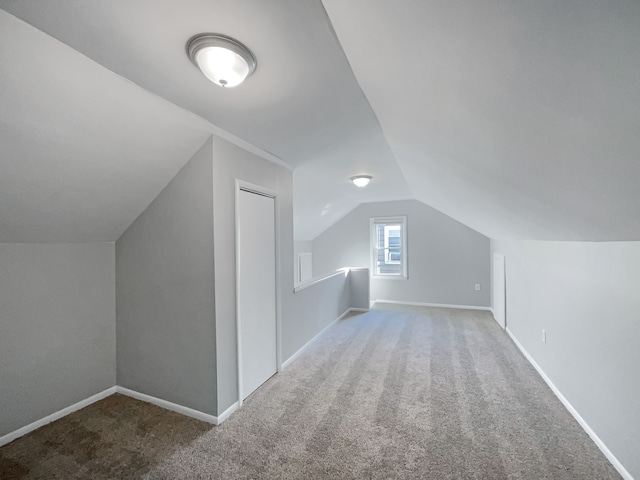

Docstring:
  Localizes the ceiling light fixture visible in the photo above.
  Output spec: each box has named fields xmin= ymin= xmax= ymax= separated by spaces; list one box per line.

xmin=187 ymin=34 xmax=256 ymax=88
xmin=351 ymin=175 xmax=372 ymax=187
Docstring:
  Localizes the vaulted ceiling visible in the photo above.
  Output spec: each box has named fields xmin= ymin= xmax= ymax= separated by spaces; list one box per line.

xmin=1 ymin=0 xmax=639 ymax=243
xmin=324 ymin=0 xmax=640 ymax=241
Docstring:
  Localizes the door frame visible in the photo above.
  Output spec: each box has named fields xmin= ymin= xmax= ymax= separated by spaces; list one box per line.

xmin=492 ymin=253 xmax=506 ymax=329
xmin=234 ymin=179 xmax=282 ymax=408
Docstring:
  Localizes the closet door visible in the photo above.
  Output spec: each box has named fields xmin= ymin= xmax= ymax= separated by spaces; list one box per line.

xmin=237 ymin=189 xmax=277 ymax=400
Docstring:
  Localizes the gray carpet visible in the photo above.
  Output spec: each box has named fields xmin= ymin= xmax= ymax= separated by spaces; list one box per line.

xmin=1 ymin=305 xmax=621 ymax=479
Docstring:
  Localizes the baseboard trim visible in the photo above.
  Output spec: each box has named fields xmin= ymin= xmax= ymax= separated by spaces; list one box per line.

xmin=216 ymin=401 xmax=239 ymax=424
xmin=115 ymin=387 xmax=221 ymax=425
xmin=374 ymin=299 xmax=492 ymax=311
xmin=489 ymin=308 xmax=506 ymax=329
xmin=282 ymin=307 xmax=362 ymax=369
xmin=0 ymin=386 xmax=117 ymax=447
xmin=506 ymin=328 xmax=633 ymax=480
xmin=1 ymin=384 xmax=241 ymax=447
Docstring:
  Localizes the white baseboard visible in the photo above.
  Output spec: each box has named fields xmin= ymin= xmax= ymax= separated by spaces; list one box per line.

xmin=282 ymin=307 xmax=364 ymax=369
xmin=0 ymin=385 xmax=242 ymax=447
xmin=506 ymin=328 xmax=633 ymax=480
xmin=115 ymin=387 xmax=224 ymax=425
xmin=216 ymin=401 xmax=239 ymax=424
xmin=0 ymin=386 xmax=117 ymax=447
xmin=374 ymin=299 xmax=492 ymax=311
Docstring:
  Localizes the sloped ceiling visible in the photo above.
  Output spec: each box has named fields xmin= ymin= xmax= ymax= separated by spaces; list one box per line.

xmin=323 ymin=0 xmax=640 ymax=240
xmin=0 ymin=10 xmax=212 ymax=242
xmin=2 ymin=1 xmax=639 ymax=243
xmin=0 ymin=0 xmax=411 ymax=243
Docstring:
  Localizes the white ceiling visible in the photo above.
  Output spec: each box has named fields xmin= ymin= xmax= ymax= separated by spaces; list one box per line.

xmin=1 ymin=1 xmax=639 ymax=243
xmin=0 ymin=0 xmax=411 ymax=242
xmin=323 ymin=0 xmax=640 ymax=240
xmin=0 ymin=10 xmax=212 ymax=242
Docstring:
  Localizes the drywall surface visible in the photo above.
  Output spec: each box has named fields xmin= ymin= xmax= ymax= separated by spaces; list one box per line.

xmin=313 ymin=200 xmax=490 ymax=307
xmin=116 ymin=137 xmax=217 ymax=415
xmin=349 ymin=269 xmax=370 ymax=310
xmin=0 ymin=243 xmax=115 ymax=436
xmin=491 ymin=239 xmax=640 ymax=479
xmin=212 ymin=137 xmax=294 ymax=414
xmin=285 ymin=272 xmax=351 ymax=362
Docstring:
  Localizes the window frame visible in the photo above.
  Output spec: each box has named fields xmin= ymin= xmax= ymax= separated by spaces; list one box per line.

xmin=370 ymin=216 xmax=408 ymax=280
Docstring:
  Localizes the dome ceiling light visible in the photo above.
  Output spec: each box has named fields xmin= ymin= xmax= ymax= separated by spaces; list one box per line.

xmin=351 ymin=175 xmax=372 ymax=187
xmin=187 ymin=34 xmax=256 ymax=88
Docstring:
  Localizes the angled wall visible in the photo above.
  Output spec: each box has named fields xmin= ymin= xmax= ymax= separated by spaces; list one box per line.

xmin=312 ymin=200 xmax=490 ymax=307
xmin=116 ymin=137 xmax=217 ymax=415
xmin=0 ymin=243 xmax=115 ymax=437
xmin=491 ymin=239 xmax=640 ymax=479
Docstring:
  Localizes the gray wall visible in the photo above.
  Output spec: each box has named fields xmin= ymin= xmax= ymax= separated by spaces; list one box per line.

xmin=116 ymin=137 xmax=217 ymax=415
xmin=491 ymin=239 xmax=640 ymax=479
xmin=211 ymin=137 xmax=294 ymax=414
xmin=284 ymin=272 xmax=351 ymax=361
xmin=313 ymin=200 xmax=490 ymax=307
xmin=114 ymin=131 xmax=354 ymax=418
xmin=0 ymin=243 xmax=115 ymax=437
xmin=348 ymin=268 xmax=370 ymax=310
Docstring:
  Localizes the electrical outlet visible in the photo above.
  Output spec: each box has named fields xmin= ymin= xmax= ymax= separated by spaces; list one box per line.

xmin=475 ymin=284 xmax=481 ymax=291
xmin=542 ymin=329 xmax=546 ymax=343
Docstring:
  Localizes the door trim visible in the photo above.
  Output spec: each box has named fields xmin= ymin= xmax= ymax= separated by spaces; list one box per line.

xmin=234 ymin=180 xmax=282 ymax=408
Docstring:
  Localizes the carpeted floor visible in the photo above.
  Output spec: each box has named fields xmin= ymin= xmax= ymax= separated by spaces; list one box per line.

xmin=0 ymin=305 xmax=621 ymax=479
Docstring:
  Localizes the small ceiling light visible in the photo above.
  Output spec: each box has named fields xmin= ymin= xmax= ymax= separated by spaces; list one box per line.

xmin=351 ymin=175 xmax=372 ymax=187
xmin=187 ymin=34 xmax=256 ymax=88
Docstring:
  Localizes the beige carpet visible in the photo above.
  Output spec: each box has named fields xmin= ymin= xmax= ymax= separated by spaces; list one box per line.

xmin=0 ymin=305 xmax=621 ymax=479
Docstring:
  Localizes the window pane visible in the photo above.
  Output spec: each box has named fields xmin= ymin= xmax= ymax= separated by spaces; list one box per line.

xmin=376 ymin=248 xmax=403 ymax=274
xmin=388 ymin=236 xmax=400 ymax=247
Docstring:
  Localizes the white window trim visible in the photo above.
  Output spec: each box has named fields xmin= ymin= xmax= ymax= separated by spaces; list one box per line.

xmin=370 ymin=216 xmax=408 ymax=280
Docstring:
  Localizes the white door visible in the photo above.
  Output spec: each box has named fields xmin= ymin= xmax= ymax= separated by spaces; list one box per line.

xmin=492 ymin=253 xmax=506 ymax=329
xmin=237 ymin=188 xmax=277 ymax=400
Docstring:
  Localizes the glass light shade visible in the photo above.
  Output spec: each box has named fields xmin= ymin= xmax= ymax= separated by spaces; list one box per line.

xmin=187 ymin=34 xmax=256 ymax=88
xmin=195 ymin=46 xmax=250 ymax=88
xmin=351 ymin=175 xmax=372 ymax=187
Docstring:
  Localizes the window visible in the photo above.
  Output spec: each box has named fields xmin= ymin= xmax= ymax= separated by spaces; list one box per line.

xmin=370 ymin=216 xmax=407 ymax=279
